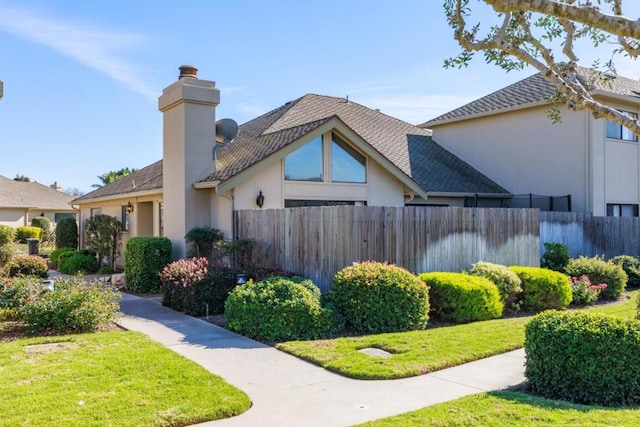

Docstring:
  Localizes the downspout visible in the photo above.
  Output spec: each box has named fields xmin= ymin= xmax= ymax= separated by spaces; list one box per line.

xmin=585 ymin=110 xmax=592 ymax=213
xmin=219 ymin=191 xmax=235 ymax=239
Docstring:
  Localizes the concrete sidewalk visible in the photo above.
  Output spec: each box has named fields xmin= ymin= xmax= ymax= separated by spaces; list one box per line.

xmin=119 ymin=293 xmax=526 ymax=427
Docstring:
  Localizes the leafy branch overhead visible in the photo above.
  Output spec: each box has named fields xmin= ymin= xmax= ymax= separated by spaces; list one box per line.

xmin=443 ymin=0 xmax=640 ymax=133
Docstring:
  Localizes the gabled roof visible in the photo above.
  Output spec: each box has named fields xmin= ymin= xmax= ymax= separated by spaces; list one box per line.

xmin=72 ymin=160 xmax=163 ymax=203
xmin=203 ymin=94 xmax=507 ymax=194
xmin=421 ymin=67 xmax=640 ymax=127
xmin=0 ymin=175 xmax=76 ymax=210
xmin=75 ymin=94 xmax=508 ymax=203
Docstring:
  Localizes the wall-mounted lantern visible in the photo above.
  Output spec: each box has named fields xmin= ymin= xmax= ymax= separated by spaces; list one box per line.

xmin=126 ymin=201 xmax=134 ymax=213
xmin=256 ymin=190 xmax=265 ymax=208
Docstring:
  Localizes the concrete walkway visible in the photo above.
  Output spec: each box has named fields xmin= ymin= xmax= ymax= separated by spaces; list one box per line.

xmin=119 ymin=293 xmax=526 ymax=427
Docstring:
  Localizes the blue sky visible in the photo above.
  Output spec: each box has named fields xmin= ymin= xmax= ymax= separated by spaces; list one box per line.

xmin=1 ymin=0 xmax=639 ymax=193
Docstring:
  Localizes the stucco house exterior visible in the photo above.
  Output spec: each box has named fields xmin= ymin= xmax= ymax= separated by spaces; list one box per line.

xmin=73 ymin=66 xmax=508 ymax=259
xmin=0 ymin=175 xmax=77 ymax=228
xmin=420 ymin=67 xmax=640 ymax=217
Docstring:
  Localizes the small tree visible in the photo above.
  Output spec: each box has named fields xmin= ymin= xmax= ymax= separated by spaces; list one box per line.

xmin=55 ymin=218 xmax=78 ymax=249
xmin=185 ymin=226 xmax=224 ymax=258
xmin=84 ymin=215 xmax=122 ymax=269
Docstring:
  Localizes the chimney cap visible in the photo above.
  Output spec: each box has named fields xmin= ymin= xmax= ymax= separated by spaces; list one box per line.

xmin=179 ymin=65 xmax=198 ymax=79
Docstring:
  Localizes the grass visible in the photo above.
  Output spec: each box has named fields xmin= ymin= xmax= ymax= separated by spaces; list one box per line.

xmin=0 ymin=330 xmax=250 ymax=426
xmin=277 ymin=289 xmax=639 ymax=380
xmin=357 ymin=391 xmax=640 ymax=426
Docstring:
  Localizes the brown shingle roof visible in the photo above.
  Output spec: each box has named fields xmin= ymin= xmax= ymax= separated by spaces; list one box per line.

xmin=0 ymin=175 xmax=76 ymax=210
xmin=203 ymin=94 xmax=507 ymax=194
xmin=76 ymin=94 xmax=508 ymax=202
xmin=72 ymin=160 xmax=163 ymax=203
xmin=421 ymin=67 xmax=640 ymax=127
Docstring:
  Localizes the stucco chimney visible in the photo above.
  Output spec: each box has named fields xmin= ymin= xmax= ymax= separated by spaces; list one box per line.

xmin=158 ymin=65 xmax=220 ymax=259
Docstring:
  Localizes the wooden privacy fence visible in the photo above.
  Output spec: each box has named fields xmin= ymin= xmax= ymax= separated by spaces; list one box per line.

xmin=540 ymin=212 xmax=640 ymax=258
xmin=235 ymin=206 xmax=540 ymax=292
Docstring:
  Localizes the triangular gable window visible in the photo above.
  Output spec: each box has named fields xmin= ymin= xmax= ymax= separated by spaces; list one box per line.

xmin=331 ymin=133 xmax=366 ymax=183
xmin=284 ymin=136 xmax=323 ymax=181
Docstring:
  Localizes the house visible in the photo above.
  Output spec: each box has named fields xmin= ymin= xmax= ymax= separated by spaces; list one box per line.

xmin=73 ymin=66 xmax=508 ymax=259
xmin=420 ymin=67 xmax=640 ymax=217
xmin=0 ymin=175 xmax=77 ymax=228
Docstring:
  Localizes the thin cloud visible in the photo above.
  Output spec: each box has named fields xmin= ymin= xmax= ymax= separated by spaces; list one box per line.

xmin=0 ymin=5 xmax=156 ymax=99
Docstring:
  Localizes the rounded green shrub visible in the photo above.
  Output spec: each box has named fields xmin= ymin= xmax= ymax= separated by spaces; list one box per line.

xmin=55 ymin=217 xmax=78 ymax=249
xmin=540 ymin=242 xmax=570 ymax=272
xmin=224 ymin=276 xmax=341 ymax=341
xmin=470 ymin=261 xmax=522 ymax=309
xmin=326 ymin=261 xmax=429 ymax=333
xmin=15 ymin=226 xmax=42 ymax=243
xmin=49 ymin=247 xmax=76 ymax=270
xmin=59 ymin=252 xmax=98 ymax=275
xmin=9 ymin=255 xmax=48 ymax=278
xmin=420 ymin=272 xmax=503 ymax=323
xmin=31 ymin=217 xmax=51 ymax=236
xmin=509 ymin=266 xmax=572 ymax=311
xmin=22 ymin=278 xmax=121 ymax=332
xmin=525 ymin=310 xmax=640 ymax=407
xmin=611 ymin=255 xmax=640 ymax=288
xmin=564 ymin=256 xmax=627 ymax=300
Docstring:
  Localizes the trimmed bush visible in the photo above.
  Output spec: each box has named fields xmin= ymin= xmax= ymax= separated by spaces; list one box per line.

xmin=565 ymin=256 xmax=627 ymax=300
xmin=525 ymin=310 xmax=640 ymax=407
xmin=225 ymin=276 xmax=341 ymax=341
xmin=470 ymin=261 xmax=522 ymax=309
xmin=185 ymin=226 xmax=224 ymax=258
xmin=9 ymin=255 xmax=48 ymax=278
xmin=540 ymin=242 xmax=570 ymax=272
xmin=22 ymin=278 xmax=121 ymax=332
xmin=161 ymin=260 xmax=238 ymax=316
xmin=611 ymin=255 xmax=640 ymax=288
xmin=420 ymin=272 xmax=503 ymax=323
xmin=49 ymin=247 xmax=76 ymax=270
xmin=326 ymin=261 xmax=429 ymax=333
xmin=569 ymin=275 xmax=607 ymax=306
xmin=59 ymin=252 xmax=98 ymax=275
xmin=31 ymin=217 xmax=51 ymax=236
xmin=0 ymin=225 xmax=14 ymax=277
xmin=55 ymin=217 xmax=78 ymax=249
xmin=509 ymin=266 xmax=572 ymax=311
xmin=124 ymin=237 xmax=172 ymax=293
xmin=15 ymin=226 xmax=42 ymax=243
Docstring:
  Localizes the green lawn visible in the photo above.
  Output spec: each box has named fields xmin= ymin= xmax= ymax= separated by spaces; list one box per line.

xmin=0 ymin=330 xmax=250 ymax=426
xmin=358 ymin=391 xmax=640 ymax=426
xmin=277 ymin=290 xmax=639 ymax=380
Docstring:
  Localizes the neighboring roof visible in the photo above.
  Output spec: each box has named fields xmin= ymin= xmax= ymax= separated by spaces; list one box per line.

xmin=203 ymin=94 xmax=507 ymax=194
xmin=72 ymin=160 xmax=163 ymax=203
xmin=0 ymin=175 xmax=76 ymax=210
xmin=421 ymin=67 xmax=640 ymax=127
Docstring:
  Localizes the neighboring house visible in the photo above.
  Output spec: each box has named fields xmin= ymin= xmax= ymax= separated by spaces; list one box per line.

xmin=0 ymin=175 xmax=77 ymax=228
xmin=420 ymin=67 xmax=640 ymax=217
xmin=73 ymin=66 xmax=507 ymax=259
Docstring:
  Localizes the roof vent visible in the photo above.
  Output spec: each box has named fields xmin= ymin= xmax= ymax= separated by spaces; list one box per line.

xmin=179 ymin=65 xmax=198 ymax=79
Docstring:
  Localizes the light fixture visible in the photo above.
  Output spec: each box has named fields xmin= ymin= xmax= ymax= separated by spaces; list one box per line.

xmin=256 ymin=190 xmax=265 ymax=208
xmin=126 ymin=201 xmax=134 ymax=213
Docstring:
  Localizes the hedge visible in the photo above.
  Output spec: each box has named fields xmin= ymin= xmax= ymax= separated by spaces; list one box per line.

xmin=55 ymin=217 xmax=78 ymax=249
xmin=564 ymin=256 xmax=627 ymax=300
xmin=15 ymin=226 xmax=42 ymax=243
xmin=525 ymin=310 xmax=640 ymax=406
xmin=420 ymin=272 xmax=503 ymax=322
xmin=124 ymin=237 xmax=172 ymax=293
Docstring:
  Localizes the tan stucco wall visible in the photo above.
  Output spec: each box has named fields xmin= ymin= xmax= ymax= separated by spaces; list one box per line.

xmin=431 ymin=106 xmax=589 ymax=212
xmin=0 ymin=209 xmax=26 ymax=228
xmin=589 ymin=98 xmax=640 ymax=216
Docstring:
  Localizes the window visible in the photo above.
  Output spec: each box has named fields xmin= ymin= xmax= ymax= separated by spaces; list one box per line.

xmin=121 ymin=205 xmax=130 ymax=232
xmin=54 ymin=213 xmax=75 ymax=222
xmin=90 ymin=208 xmax=102 ymax=217
xmin=285 ymin=200 xmax=365 ymax=208
xmin=331 ymin=133 xmax=366 ymax=183
xmin=284 ymin=136 xmax=323 ymax=181
xmin=606 ymin=203 xmax=639 ymax=217
xmin=606 ymin=111 xmax=638 ymax=141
